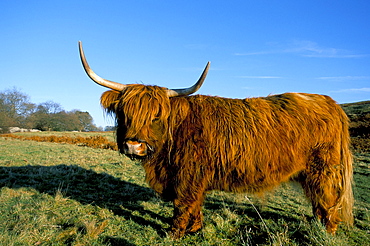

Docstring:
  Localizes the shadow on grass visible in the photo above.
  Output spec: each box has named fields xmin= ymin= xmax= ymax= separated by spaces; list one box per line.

xmin=103 ymin=237 xmax=137 ymax=246
xmin=1 ymin=164 xmax=358 ymax=245
xmin=0 ymin=164 xmax=308 ymax=244
xmin=205 ymin=195 xmax=314 ymax=245
xmin=0 ymin=164 xmax=170 ymax=239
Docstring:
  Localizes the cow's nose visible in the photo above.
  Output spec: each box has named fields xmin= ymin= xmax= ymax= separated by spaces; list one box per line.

xmin=124 ymin=140 xmax=147 ymax=156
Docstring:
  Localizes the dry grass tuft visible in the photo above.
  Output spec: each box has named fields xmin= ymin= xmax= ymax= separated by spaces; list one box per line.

xmin=1 ymin=133 xmax=118 ymax=151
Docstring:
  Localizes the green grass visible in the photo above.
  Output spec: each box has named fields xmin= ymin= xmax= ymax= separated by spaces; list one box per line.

xmin=0 ymin=133 xmax=369 ymax=245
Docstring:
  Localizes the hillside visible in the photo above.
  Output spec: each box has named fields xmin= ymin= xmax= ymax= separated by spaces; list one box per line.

xmin=341 ymin=100 xmax=370 ymax=151
xmin=341 ymin=100 xmax=370 ymax=116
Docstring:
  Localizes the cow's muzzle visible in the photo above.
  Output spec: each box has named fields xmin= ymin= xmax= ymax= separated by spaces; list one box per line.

xmin=123 ymin=139 xmax=152 ymax=157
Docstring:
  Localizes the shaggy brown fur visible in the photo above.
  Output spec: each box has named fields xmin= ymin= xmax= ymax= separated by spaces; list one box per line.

xmin=101 ymin=86 xmax=353 ymax=238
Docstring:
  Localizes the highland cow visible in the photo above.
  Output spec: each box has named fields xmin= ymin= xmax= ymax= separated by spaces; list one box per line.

xmin=78 ymin=41 xmax=354 ymax=238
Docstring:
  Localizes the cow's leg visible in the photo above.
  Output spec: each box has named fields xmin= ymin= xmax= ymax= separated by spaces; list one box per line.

xmin=186 ymin=203 xmax=203 ymax=233
xmin=171 ymin=194 xmax=205 ymax=238
xmin=298 ymin=146 xmax=343 ymax=234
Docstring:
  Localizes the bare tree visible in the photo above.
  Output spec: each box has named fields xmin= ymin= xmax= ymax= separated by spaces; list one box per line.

xmin=0 ymin=88 xmax=35 ymax=130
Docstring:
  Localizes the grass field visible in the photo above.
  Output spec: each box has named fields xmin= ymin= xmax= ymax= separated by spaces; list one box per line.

xmin=0 ymin=132 xmax=369 ymax=245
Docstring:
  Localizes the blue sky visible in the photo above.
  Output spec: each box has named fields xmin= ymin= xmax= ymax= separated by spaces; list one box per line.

xmin=1 ymin=1 xmax=369 ymax=127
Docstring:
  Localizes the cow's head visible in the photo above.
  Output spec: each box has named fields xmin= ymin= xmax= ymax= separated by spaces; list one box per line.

xmin=79 ymin=41 xmax=210 ymax=159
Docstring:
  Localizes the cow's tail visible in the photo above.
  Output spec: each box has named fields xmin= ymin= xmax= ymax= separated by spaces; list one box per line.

xmin=337 ymin=119 xmax=354 ymax=227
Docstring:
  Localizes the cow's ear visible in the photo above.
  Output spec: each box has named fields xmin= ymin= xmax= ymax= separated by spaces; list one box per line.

xmin=101 ymin=90 xmax=120 ymax=113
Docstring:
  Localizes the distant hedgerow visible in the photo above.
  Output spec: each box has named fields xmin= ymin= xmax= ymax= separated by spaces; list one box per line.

xmin=1 ymin=134 xmax=118 ymax=151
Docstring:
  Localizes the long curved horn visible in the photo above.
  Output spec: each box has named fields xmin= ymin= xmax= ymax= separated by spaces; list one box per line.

xmin=78 ymin=41 xmax=127 ymax=91
xmin=166 ymin=62 xmax=210 ymax=97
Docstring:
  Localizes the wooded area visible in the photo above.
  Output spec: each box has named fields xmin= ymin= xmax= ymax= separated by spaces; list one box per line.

xmin=0 ymin=88 xmax=101 ymax=133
